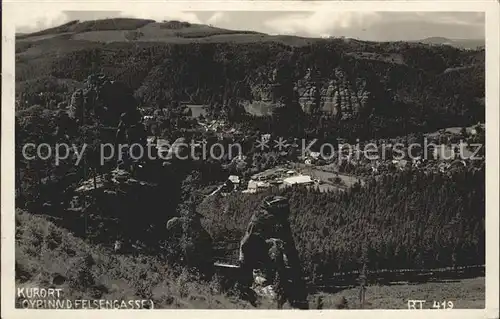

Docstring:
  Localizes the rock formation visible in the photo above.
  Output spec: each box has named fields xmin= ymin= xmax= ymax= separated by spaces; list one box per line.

xmin=296 ymin=67 xmax=370 ymax=120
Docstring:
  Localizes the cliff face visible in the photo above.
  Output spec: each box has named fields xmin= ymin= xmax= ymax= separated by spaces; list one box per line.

xmin=295 ymin=68 xmax=370 ymax=120
xmin=246 ymin=65 xmax=372 ymax=121
xmin=68 ymin=73 xmax=139 ymax=126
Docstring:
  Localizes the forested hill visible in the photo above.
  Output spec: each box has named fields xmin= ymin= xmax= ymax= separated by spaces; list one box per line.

xmin=416 ymin=37 xmax=484 ymax=50
xmin=16 ymin=18 xmax=485 ymax=138
xmin=199 ymin=167 xmax=485 ymax=280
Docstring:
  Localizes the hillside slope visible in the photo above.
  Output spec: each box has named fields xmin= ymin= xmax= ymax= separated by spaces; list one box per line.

xmin=15 ymin=209 xmax=258 ymax=309
xmin=16 ymin=18 xmax=305 ymax=45
xmin=417 ymin=37 xmax=484 ymax=50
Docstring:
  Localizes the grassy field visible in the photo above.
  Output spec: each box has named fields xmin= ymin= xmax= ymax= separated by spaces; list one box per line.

xmin=311 ymin=277 xmax=485 ymax=309
xmin=17 ymin=19 xmax=317 ymax=46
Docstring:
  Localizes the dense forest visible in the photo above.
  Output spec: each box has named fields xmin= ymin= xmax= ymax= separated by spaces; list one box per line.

xmin=199 ymin=167 xmax=485 ymax=281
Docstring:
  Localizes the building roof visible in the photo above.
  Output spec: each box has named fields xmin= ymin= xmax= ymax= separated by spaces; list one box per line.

xmin=75 ymin=177 xmax=106 ymax=193
xmin=247 ymin=180 xmax=270 ymax=189
xmin=228 ymin=175 xmax=240 ymax=184
xmin=283 ymin=175 xmax=314 ymax=185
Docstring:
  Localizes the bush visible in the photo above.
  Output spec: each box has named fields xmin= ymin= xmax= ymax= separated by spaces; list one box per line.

xmin=125 ymin=31 xmax=144 ymax=41
xmin=160 ymin=21 xmax=192 ymax=29
xmin=72 ymin=18 xmax=155 ymax=33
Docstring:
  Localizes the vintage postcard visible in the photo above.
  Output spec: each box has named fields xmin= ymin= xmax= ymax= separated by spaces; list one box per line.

xmin=1 ymin=1 xmax=499 ymax=318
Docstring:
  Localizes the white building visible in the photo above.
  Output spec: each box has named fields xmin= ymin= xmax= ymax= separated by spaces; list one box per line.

xmin=283 ymin=175 xmax=314 ymax=186
xmin=228 ymin=175 xmax=240 ymax=185
xmin=244 ymin=180 xmax=271 ymax=193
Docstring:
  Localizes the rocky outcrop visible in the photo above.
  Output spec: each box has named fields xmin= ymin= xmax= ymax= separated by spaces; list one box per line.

xmin=165 ymin=202 xmax=214 ymax=279
xmin=68 ymin=73 xmax=138 ymax=126
xmin=246 ymin=67 xmax=371 ymax=120
xmin=295 ymin=68 xmax=370 ymax=120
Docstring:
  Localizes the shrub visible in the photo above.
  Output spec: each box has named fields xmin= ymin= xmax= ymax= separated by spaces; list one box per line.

xmin=160 ymin=21 xmax=192 ymax=29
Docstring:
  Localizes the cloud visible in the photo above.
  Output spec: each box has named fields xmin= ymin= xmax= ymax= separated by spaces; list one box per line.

xmin=207 ymin=12 xmax=230 ymax=26
xmin=118 ymin=3 xmax=201 ymax=24
xmin=13 ymin=3 xmax=69 ymax=33
xmin=263 ymin=11 xmax=383 ymax=37
xmin=14 ymin=3 xmax=202 ymax=34
xmin=414 ymin=12 xmax=484 ymax=26
xmin=262 ymin=11 xmax=484 ymax=39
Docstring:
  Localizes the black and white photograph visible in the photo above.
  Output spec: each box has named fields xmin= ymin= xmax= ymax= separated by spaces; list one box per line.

xmin=2 ymin=0 xmax=499 ymax=316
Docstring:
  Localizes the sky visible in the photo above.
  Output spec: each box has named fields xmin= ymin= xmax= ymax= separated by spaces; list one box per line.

xmin=15 ymin=9 xmax=484 ymax=41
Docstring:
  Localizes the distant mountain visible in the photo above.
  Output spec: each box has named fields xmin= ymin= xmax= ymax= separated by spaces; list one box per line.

xmin=417 ymin=37 xmax=485 ymax=49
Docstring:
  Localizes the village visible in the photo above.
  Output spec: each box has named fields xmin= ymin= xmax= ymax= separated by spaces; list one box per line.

xmin=66 ymin=99 xmax=485 ymax=214
xmin=138 ymin=103 xmax=485 ymax=199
